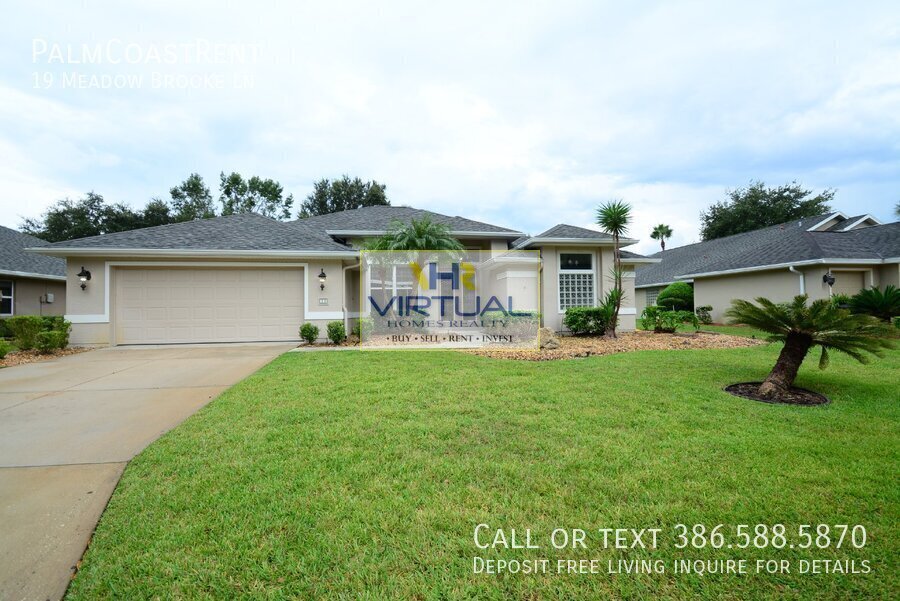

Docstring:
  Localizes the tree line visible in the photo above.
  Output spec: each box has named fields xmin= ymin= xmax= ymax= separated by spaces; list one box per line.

xmin=22 ymin=173 xmax=389 ymax=242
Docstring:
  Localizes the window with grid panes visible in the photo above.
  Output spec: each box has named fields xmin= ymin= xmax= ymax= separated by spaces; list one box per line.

xmin=558 ymin=253 xmax=594 ymax=310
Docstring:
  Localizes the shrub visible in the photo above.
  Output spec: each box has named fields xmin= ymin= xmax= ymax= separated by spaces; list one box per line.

xmin=326 ymin=321 xmax=346 ymax=344
xmin=352 ymin=317 xmax=374 ymax=339
xmin=640 ymin=306 xmax=699 ymax=333
xmin=0 ymin=318 xmax=11 ymax=339
xmin=695 ymin=305 xmax=713 ymax=325
xmin=830 ymin=293 xmax=852 ymax=309
xmin=6 ymin=316 xmax=44 ymax=350
xmin=0 ymin=340 xmax=11 ymax=359
xmin=35 ymin=330 xmax=67 ymax=354
xmin=849 ymin=285 xmax=900 ymax=321
xmin=299 ymin=323 xmax=319 ymax=345
xmin=656 ymin=282 xmax=694 ymax=310
xmin=563 ymin=306 xmax=613 ymax=336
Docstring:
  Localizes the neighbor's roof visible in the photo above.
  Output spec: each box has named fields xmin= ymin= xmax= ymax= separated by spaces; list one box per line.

xmin=0 ymin=226 xmax=66 ymax=279
xmin=31 ymin=213 xmax=356 ymax=257
xmin=636 ymin=214 xmax=899 ymax=288
xmin=291 ymin=205 xmax=523 ymax=237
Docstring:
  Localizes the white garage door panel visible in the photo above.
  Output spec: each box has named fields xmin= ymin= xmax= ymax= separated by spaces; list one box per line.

xmin=115 ymin=268 xmax=304 ymax=344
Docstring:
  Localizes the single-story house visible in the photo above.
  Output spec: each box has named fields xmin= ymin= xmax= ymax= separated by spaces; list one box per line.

xmin=636 ymin=213 xmax=900 ymax=322
xmin=0 ymin=225 xmax=67 ymax=318
xmin=28 ymin=206 xmax=657 ymax=345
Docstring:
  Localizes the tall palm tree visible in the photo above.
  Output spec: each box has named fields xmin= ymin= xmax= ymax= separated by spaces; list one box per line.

xmin=365 ymin=217 xmax=465 ymax=251
xmin=650 ymin=223 xmax=673 ymax=251
xmin=596 ymin=200 xmax=632 ymax=338
xmin=726 ymin=295 xmax=894 ymax=399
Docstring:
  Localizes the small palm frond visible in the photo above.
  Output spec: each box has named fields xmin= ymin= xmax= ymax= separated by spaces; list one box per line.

xmin=596 ymin=200 xmax=631 ymax=237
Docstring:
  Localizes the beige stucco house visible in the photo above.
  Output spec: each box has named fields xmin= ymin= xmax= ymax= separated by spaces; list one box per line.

xmin=0 ymin=226 xmax=66 ymax=319
xmin=28 ymin=207 xmax=656 ymax=345
xmin=636 ymin=213 xmax=900 ymax=322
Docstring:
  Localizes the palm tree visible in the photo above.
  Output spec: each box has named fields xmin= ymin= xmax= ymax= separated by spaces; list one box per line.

xmin=726 ymin=295 xmax=894 ymax=399
xmin=596 ymin=200 xmax=632 ymax=338
xmin=365 ymin=217 xmax=465 ymax=251
xmin=650 ymin=223 xmax=673 ymax=251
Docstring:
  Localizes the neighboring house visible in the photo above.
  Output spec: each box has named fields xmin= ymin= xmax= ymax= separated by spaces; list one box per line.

xmin=27 ymin=206 xmax=656 ymax=345
xmin=0 ymin=226 xmax=66 ymax=318
xmin=636 ymin=213 xmax=900 ymax=322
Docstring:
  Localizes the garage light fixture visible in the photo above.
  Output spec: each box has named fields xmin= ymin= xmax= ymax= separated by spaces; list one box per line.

xmin=823 ymin=272 xmax=835 ymax=287
xmin=77 ymin=267 xmax=92 ymax=290
xmin=318 ymin=269 xmax=327 ymax=291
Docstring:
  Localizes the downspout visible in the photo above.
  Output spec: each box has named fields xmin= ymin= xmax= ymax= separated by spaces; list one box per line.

xmin=342 ymin=260 xmax=361 ymax=333
xmin=788 ymin=265 xmax=805 ymax=295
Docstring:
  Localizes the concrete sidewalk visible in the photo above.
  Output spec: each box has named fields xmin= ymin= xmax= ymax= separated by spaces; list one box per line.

xmin=0 ymin=343 xmax=292 ymax=601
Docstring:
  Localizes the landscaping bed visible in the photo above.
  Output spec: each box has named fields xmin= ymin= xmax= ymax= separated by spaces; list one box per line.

xmin=0 ymin=346 xmax=91 ymax=368
xmin=725 ymin=381 xmax=830 ymax=405
xmin=469 ymin=330 xmax=763 ymax=360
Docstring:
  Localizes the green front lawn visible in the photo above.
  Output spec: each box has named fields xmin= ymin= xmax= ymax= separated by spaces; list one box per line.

xmin=68 ymin=344 xmax=899 ymax=599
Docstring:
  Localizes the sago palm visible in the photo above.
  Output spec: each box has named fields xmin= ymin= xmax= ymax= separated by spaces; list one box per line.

xmin=365 ymin=217 xmax=465 ymax=251
xmin=849 ymin=285 xmax=900 ymax=322
xmin=596 ymin=200 xmax=632 ymax=338
xmin=650 ymin=223 xmax=673 ymax=251
xmin=726 ymin=295 xmax=894 ymax=399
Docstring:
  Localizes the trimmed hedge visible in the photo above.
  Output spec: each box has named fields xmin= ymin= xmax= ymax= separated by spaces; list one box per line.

xmin=656 ymin=282 xmax=694 ymax=311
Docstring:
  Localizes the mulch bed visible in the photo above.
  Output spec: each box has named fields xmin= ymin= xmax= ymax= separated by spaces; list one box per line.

xmin=467 ymin=330 xmax=764 ymax=361
xmin=0 ymin=347 xmax=92 ymax=368
xmin=724 ymin=382 xmax=830 ymax=406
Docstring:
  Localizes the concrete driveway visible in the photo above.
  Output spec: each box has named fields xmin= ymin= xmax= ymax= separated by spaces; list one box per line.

xmin=0 ymin=343 xmax=292 ymax=601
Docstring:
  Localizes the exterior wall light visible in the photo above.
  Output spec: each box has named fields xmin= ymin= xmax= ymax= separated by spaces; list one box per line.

xmin=318 ymin=269 xmax=327 ymax=291
xmin=77 ymin=267 xmax=92 ymax=290
xmin=823 ymin=273 xmax=835 ymax=287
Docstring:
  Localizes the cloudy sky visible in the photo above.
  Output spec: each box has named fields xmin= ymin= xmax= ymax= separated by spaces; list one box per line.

xmin=2 ymin=1 xmax=898 ymax=253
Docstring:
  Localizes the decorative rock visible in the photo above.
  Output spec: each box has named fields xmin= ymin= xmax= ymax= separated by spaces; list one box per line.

xmin=538 ymin=327 xmax=560 ymax=349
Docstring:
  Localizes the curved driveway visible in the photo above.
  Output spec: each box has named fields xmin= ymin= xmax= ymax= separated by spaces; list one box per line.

xmin=0 ymin=343 xmax=292 ymax=601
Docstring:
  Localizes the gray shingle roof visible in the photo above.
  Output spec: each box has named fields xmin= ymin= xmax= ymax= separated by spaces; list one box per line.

xmin=40 ymin=213 xmax=353 ymax=253
xmin=290 ymin=205 xmax=522 ymax=235
xmin=636 ymin=215 xmax=900 ymax=287
xmin=514 ymin=223 xmax=618 ymax=248
xmin=0 ymin=226 xmax=66 ymax=278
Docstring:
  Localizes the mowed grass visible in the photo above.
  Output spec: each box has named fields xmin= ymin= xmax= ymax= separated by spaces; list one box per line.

xmin=68 ymin=344 xmax=899 ymax=600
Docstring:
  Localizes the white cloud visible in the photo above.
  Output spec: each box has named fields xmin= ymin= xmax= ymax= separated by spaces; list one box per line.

xmin=1 ymin=0 xmax=898 ymax=243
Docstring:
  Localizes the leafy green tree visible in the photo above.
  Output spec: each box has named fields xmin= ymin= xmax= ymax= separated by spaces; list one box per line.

xmin=170 ymin=173 xmax=216 ymax=221
xmin=21 ymin=192 xmax=175 ymax=241
xmin=650 ymin=223 xmax=673 ymax=251
xmin=219 ymin=172 xmax=294 ymax=219
xmin=701 ymin=181 xmax=834 ymax=240
xmin=298 ymin=176 xmax=389 ymax=218
xmin=596 ymin=200 xmax=632 ymax=338
xmin=141 ymin=197 xmax=173 ymax=227
xmin=365 ymin=218 xmax=464 ymax=251
xmin=726 ymin=295 xmax=893 ymax=399
xmin=849 ymin=285 xmax=900 ymax=322
xmin=22 ymin=192 xmax=113 ymax=242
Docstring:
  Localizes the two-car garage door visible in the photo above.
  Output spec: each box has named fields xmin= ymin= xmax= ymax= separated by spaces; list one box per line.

xmin=115 ymin=267 xmax=304 ymax=344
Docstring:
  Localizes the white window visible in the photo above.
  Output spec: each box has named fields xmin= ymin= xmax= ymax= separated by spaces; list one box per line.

xmin=0 ymin=281 xmax=12 ymax=316
xmin=558 ymin=253 xmax=594 ymax=311
xmin=646 ymin=288 xmax=659 ymax=306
